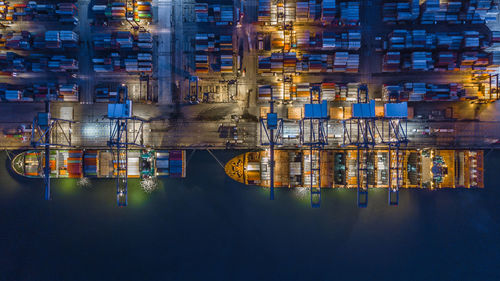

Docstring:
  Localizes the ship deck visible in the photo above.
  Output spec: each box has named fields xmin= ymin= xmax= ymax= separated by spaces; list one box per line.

xmin=225 ymin=149 xmax=484 ymax=189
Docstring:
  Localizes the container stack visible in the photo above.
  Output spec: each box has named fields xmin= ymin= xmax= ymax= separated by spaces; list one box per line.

xmin=4 ymin=90 xmax=22 ymax=101
xmin=474 ymin=52 xmax=490 ymax=71
xmin=460 ymin=51 xmax=478 ymax=71
xmin=124 ymin=57 xmax=138 ymax=72
xmin=490 ymin=51 xmax=500 ymax=66
xmin=333 ymin=52 xmax=348 ymax=72
xmin=309 ymin=54 xmax=324 ymax=72
xmin=134 ymin=1 xmax=152 ymax=21
xmin=296 ymin=54 xmax=309 ymax=72
xmin=340 ymin=1 xmax=359 ymax=26
xmin=137 ymin=32 xmax=153 ymax=50
xmin=383 ymin=85 xmax=402 ymax=102
xmin=346 ymin=83 xmax=358 ymax=102
xmin=195 ymin=55 xmax=209 ymax=73
xmin=411 ymin=52 xmax=433 ymax=71
xmin=211 ymin=5 xmax=220 ymax=22
xmin=271 ymin=53 xmax=283 ymax=72
xmin=258 ymin=85 xmax=272 ymax=100
xmin=258 ymin=56 xmax=271 ymax=73
xmin=220 ymin=35 xmax=232 ymax=53
xmin=271 ymin=32 xmax=284 ymax=49
xmin=469 ymin=0 xmax=496 ymax=23
xmin=93 ymin=32 xmax=151 ymax=50
xmin=33 ymin=83 xmax=58 ymax=100
xmin=436 ymin=51 xmax=458 ymax=71
xmin=405 ymin=82 xmax=427 ymax=101
xmin=60 ymin=31 xmax=78 ymax=49
xmin=326 ymin=54 xmax=333 ymax=72
xmin=116 ymin=31 xmax=133 ymax=49
xmin=322 ymin=32 xmax=336 ymax=49
xmin=4 ymin=32 xmax=31 ymax=50
xmin=285 ymin=1 xmax=295 ymax=23
xmin=93 ymin=58 xmax=113 ymax=72
xmin=296 ymin=1 xmax=309 ymax=22
xmin=382 ymin=0 xmax=418 ymax=23
xmin=426 ymin=83 xmax=459 ymax=101
xmin=348 ymin=31 xmax=361 ymax=50
xmin=258 ymin=0 xmax=271 ymax=23
xmin=195 ymin=3 xmax=209 ymax=22
xmin=49 ymin=56 xmax=78 ymax=72
xmin=303 ymin=151 xmax=320 ymax=188
xmin=420 ymin=0 xmax=441 ymax=24
xmin=220 ymin=5 xmax=233 ymax=25
xmin=436 ymin=33 xmax=456 ymax=50
xmin=346 ymin=53 xmax=359 ymax=73
xmin=284 ymin=52 xmax=297 ymax=73
xmin=321 ymin=0 xmax=336 ymax=23
xmin=92 ymin=5 xmax=106 ymax=19
xmin=464 ymin=31 xmax=480 ymax=49
xmin=396 ymin=1 xmax=411 ymax=21
xmin=58 ymin=84 xmax=78 ymax=102
xmin=383 ymin=52 xmax=400 ymax=72
xmin=296 ymin=83 xmax=310 ymax=101
xmin=321 ymin=82 xmax=336 ymax=101
xmin=492 ymin=31 xmax=500 ymax=43
xmin=412 ymin=30 xmax=426 ymax=48
xmin=196 ymin=34 xmax=208 ymax=52
xmin=56 ymin=2 xmax=77 ymax=24
xmin=383 ymin=2 xmax=397 ymax=22
xmin=138 ymin=54 xmax=152 ymax=72
xmin=45 ymin=31 xmax=60 ymax=49
xmin=220 ymin=55 xmax=233 ymax=73
xmin=168 ymin=151 xmax=185 ymax=178
xmin=388 ymin=29 xmax=405 ymax=50
xmin=111 ymin=2 xmax=126 ymax=19
xmin=308 ymin=0 xmax=320 ymax=21
xmin=297 ymin=31 xmax=310 ymax=48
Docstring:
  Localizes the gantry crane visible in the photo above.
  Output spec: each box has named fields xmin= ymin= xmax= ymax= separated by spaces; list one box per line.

xmin=187 ymin=76 xmax=200 ymax=104
xmin=300 ymin=85 xmax=329 ymax=207
xmin=106 ymin=86 xmax=147 ymax=206
xmin=259 ymin=88 xmax=283 ymax=200
xmin=31 ymin=98 xmax=75 ymax=201
xmin=381 ymin=101 xmax=408 ymax=205
xmin=342 ymin=84 xmax=408 ymax=207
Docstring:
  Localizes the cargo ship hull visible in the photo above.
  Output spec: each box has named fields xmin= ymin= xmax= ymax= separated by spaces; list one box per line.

xmin=12 ymin=149 xmax=186 ymax=179
xmin=225 ymin=149 xmax=484 ymax=189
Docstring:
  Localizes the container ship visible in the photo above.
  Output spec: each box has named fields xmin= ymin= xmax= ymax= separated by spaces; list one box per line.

xmin=11 ymin=149 xmax=186 ymax=179
xmin=225 ymin=149 xmax=484 ymax=189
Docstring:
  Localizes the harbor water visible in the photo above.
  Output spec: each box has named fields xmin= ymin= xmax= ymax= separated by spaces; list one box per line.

xmin=1 ymin=150 xmax=499 ymax=280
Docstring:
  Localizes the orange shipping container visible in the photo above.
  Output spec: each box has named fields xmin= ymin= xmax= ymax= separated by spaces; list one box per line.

xmin=330 ymin=107 xmax=343 ymax=120
xmin=344 ymin=106 xmax=352 ymax=119
xmin=260 ymin=106 xmax=270 ymax=118
xmin=407 ymin=106 xmax=414 ymax=119
xmin=288 ymin=107 xmax=302 ymax=120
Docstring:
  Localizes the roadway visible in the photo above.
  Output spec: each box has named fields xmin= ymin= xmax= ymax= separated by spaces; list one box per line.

xmin=153 ymin=0 xmax=174 ymax=104
xmin=77 ymin=0 xmax=93 ymax=104
xmin=2 ymin=100 xmax=500 ymax=149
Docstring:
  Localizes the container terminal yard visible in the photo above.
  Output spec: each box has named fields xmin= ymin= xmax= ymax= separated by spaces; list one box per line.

xmin=0 ymin=0 xmax=499 ymax=207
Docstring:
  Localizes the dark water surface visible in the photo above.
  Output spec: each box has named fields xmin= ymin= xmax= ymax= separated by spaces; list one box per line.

xmin=1 ymin=150 xmax=499 ymax=280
